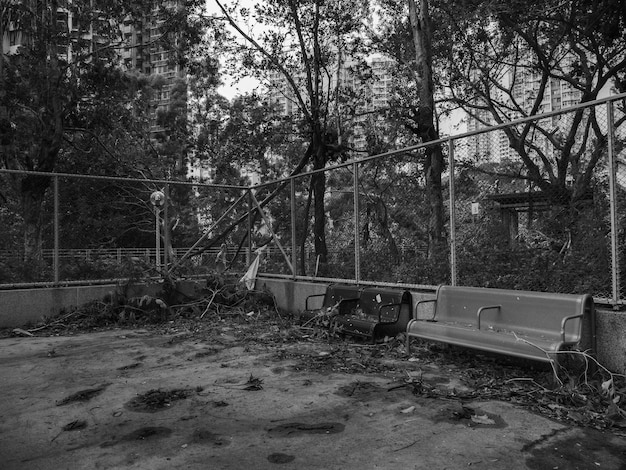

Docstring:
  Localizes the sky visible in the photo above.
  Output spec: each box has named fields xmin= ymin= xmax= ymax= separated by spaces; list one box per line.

xmin=206 ymin=0 xmax=261 ymax=100
xmin=218 ymin=76 xmax=261 ymax=100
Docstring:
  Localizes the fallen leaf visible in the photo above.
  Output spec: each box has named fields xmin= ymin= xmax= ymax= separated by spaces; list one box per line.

xmin=401 ymin=406 xmax=415 ymax=414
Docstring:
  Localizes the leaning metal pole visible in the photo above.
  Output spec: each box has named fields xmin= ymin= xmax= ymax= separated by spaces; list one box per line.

xmin=168 ymin=190 xmax=248 ymax=274
xmin=249 ymin=190 xmax=295 ymax=276
xmin=607 ymin=101 xmax=620 ymax=306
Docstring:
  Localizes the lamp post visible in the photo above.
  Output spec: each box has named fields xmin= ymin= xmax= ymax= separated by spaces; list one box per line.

xmin=150 ymin=190 xmax=165 ymax=271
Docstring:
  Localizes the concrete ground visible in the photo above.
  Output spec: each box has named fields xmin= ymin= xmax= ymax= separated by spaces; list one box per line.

xmin=1 ymin=322 xmax=626 ymax=470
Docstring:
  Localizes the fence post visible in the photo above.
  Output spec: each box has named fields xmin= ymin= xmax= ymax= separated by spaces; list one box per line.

xmin=290 ymin=178 xmax=297 ymax=278
xmin=448 ymin=140 xmax=457 ymax=286
xmin=353 ymin=161 xmax=360 ymax=283
xmin=53 ymin=175 xmax=59 ymax=284
xmin=163 ymin=183 xmax=170 ymax=270
xmin=247 ymin=189 xmax=253 ymax=266
xmin=155 ymin=207 xmax=161 ymax=271
xmin=607 ymin=101 xmax=620 ymax=305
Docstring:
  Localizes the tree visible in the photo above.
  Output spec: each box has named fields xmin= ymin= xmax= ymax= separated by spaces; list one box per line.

xmin=0 ymin=0 xmax=207 ymax=262
xmin=367 ymin=0 xmax=447 ymax=260
xmin=213 ymin=0 xmax=370 ymax=266
xmin=407 ymin=0 xmax=445 ymax=258
xmin=441 ymin=0 xmax=626 ymax=208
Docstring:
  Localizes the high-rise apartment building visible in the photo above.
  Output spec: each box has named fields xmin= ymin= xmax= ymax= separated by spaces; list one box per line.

xmin=465 ymin=57 xmax=583 ymax=163
xmin=1 ymin=2 xmax=184 ymax=128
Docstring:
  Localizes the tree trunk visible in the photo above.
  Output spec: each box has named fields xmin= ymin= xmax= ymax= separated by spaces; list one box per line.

xmin=370 ymin=198 xmax=399 ymax=261
xmin=20 ymin=175 xmax=51 ymax=261
xmin=311 ymin=136 xmax=328 ymax=264
xmin=299 ymin=176 xmax=314 ymax=275
xmin=18 ymin=0 xmax=64 ymax=262
xmin=408 ymin=0 xmax=445 ymax=259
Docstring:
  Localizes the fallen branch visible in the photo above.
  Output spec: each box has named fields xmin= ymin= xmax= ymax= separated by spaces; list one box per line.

xmin=200 ymin=289 xmax=220 ymax=319
xmin=26 ymin=310 xmax=82 ymax=333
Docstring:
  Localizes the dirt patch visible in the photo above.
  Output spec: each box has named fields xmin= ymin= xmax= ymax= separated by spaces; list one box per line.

xmin=211 ymin=400 xmax=229 ymax=407
xmin=335 ymin=381 xmax=386 ymax=401
xmin=267 ymin=422 xmax=345 ymax=437
xmin=101 ymin=426 xmax=173 ymax=447
xmin=56 ymin=384 xmax=109 ymax=406
xmin=267 ymin=453 xmax=296 ymax=464
xmin=191 ymin=429 xmax=230 ymax=446
xmin=431 ymin=402 xmax=507 ymax=428
xmin=526 ymin=428 xmax=626 ymax=470
xmin=125 ymin=388 xmax=195 ymax=413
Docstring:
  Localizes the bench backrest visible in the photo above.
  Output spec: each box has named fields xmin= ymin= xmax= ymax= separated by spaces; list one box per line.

xmin=435 ymin=285 xmax=593 ymax=341
xmin=359 ymin=287 xmax=411 ymax=322
xmin=325 ymin=284 xmax=363 ymax=315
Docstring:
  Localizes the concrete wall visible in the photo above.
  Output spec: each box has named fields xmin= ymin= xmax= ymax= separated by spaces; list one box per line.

xmin=254 ymin=278 xmax=438 ymax=315
xmin=254 ymin=278 xmax=328 ymax=314
xmin=595 ymin=309 xmax=626 ymax=374
xmin=0 ymin=282 xmax=165 ymax=328
xmin=1 ymin=277 xmax=625 ymax=374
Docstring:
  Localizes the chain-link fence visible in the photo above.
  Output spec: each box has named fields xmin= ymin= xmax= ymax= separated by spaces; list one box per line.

xmin=256 ymin=93 xmax=625 ymax=305
xmin=1 ymin=93 xmax=625 ymax=305
xmin=447 ymin=98 xmax=625 ymax=304
xmin=0 ymin=171 xmax=251 ymax=286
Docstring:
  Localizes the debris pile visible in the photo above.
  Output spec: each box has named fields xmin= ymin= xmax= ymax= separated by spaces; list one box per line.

xmin=5 ymin=274 xmax=277 ymax=334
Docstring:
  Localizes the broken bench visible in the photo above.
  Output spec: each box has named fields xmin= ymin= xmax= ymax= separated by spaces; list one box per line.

xmin=304 ymin=284 xmax=412 ymax=342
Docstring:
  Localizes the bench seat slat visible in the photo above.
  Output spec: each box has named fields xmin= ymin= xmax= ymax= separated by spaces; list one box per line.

xmin=409 ymin=320 xmax=566 ymax=362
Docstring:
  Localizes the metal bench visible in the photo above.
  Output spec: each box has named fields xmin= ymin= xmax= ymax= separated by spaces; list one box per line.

xmin=406 ymin=285 xmax=595 ymax=363
xmin=303 ymin=285 xmax=412 ymax=342
xmin=333 ymin=287 xmax=413 ymax=341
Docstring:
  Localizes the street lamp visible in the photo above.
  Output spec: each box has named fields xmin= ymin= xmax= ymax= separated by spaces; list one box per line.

xmin=150 ymin=190 xmax=165 ymax=270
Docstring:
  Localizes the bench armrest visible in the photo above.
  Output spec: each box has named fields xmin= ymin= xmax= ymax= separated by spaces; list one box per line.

xmin=414 ymin=299 xmax=437 ymax=320
xmin=560 ymin=313 xmax=583 ymax=343
xmin=305 ymin=293 xmax=327 ymax=311
xmin=377 ymin=302 xmax=401 ymax=323
xmin=477 ymin=305 xmax=502 ymax=330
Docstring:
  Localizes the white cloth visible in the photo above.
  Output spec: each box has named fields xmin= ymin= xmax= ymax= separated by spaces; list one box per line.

xmin=239 ymin=246 xmax=266 ymax=290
